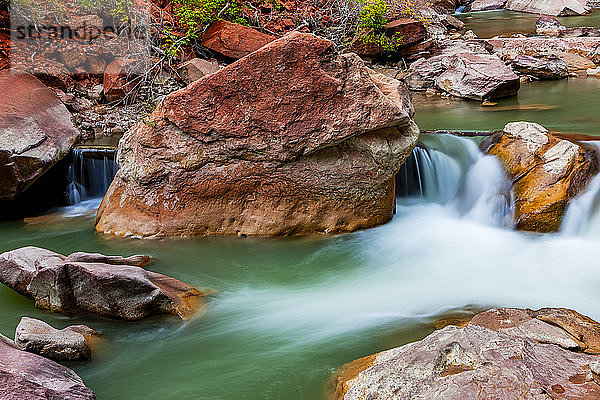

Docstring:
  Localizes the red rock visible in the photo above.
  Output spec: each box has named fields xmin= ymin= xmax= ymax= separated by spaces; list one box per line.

xmin=177 ymin=58 xmax=220 ymax=85
xmin=103 ymin=58 xmax=139 ymax=103
xmin=0 ymin=339 xmax=96 ymax=399
xmin=0 ymin=247 xmax=208 ymax=321
xmin=0 ymin=71 xmax=81 ymax=202
xmin=95 ymin=32 xmax=419 ymax=237
xmin=201 ymin=20 xmax=276 ymax=59
xmin=351 ymin=19 xmax=428 ymax=56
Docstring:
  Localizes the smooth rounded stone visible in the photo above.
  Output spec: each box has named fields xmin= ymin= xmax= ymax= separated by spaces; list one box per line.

xmin=506 ymin=0 xmax=590 ymax=15
xmin=481 ymin=122 xmax=598 ymax=232
xmin=0 ymin=339 xmax=96 ymax=399
xmin=95 ymin=32 xmax=419 ymax=238
xmin=0 ymin=71 xmax=81 ymax=202
xmin=0 ymin=247 xmax=208 ymax=321
xmin=332 ymin=308 xmax=600 ymax=400
xmin=15 ymin=317 xmax=98 ymax=362
xmin=200 ymin=20 xmax=276 ymax=59
xmin=405 ymin=49 xmax=520 ymax=101
xmin=511 ymin=54 xmax=569 ymax=79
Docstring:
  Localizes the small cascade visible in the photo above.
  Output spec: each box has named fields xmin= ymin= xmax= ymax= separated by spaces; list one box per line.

xmin=65 ymin=147 xmax=118 ymax=205
xmin=396 ymin=134 xmax=514 ymax=227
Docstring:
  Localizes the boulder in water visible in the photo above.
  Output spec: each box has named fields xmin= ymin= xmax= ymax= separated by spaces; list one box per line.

xmin=0 ymin=71 xmax=81 ymax=202
xmin=482 ymin=122 xmax=598 ymax=232
xmin=511 ymin=54 xmax=569 ymax=79
xmin=15 ymin=317 xmax=99 ymax=362
xmin=536 ymin=15 xmax=600 ymax=37
xmin=506 ymin=0 xmax=590 ymax=16
xmin=331 ymin=307 xmax=600 ymax=400
xmin=95 ymin=32 xmax=419 ymax=237
xmin=0 ymin=338 xmax=96 ymax=399
xmin=0 ymin=246 xmax=208 ymax=321
xmin=405 ymin=50 xmax=520 ymax=101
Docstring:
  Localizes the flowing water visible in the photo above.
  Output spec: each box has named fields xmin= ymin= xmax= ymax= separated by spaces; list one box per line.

xmin=3 ymin=133 xmax=600 ymax=399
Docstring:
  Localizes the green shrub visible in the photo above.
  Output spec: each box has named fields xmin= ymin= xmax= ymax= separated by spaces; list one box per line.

xmin=356 ymin=0 xmax=404 ymax=53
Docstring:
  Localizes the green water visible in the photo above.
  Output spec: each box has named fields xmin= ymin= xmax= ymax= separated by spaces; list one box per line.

xmin=414 ymin=78 xmax=600 ymax=135
xmin=457 ymin=9 xmax=600 ymax=38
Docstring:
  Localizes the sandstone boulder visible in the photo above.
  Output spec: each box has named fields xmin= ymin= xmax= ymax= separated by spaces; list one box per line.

xmin=481 ymin=122 xmax=598 ymax=232
xmin=0 ymin=247 xmax=207 ymax=321
xmin=103 ymin=58 xmax=139 ymax=103
xmin=95 ymin=32 xmax=419 ymax=237
xmin=201 ymin=20 xmax=276 ymax=59
xmin=511 ymin=54 xmax=569 ymax=79
xmin=0 ymin=339 xmax=96 ymax=399
xmin=506 ymin=0 xmax=590 ymax=15
xmin=536 ymin=15 xmax=600 ymax=37
xmin=468 ymin=0 xmax=506 ymax=11
xmin=15 ymin=317 xmax=99 ymax=362
xmin=588 ymin=67 xmax=600 ymax=77
xmin=405 ymin=51 xmax=520 ymax=101
xmin=351 ymin=19 xmax=428 ymax=57
xmin=0 ymin=71 xmax=81 ymax=203
xmin=177 ymin=58 xmax=220 ymax=85
xmin=332 ymin=307 xmax=600 ymax=400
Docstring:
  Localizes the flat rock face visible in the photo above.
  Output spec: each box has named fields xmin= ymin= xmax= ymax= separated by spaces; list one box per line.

xmin=95 ymin=32 xmax=419 ymax=238
xmin=333 ymin=308 xmax=600 ymax=400
xmin=15 ymin=317 xmax=98 ymax=362
xmin=468 ymin=0 xmax=506 ymax=11
xmin=482 ymin=37 xmax=600 ymax=72
xmin=0 ymin=247 xmax=206 ymax=321
xmin=177 ymin=58 xmax=220 ymax=85
xmin=482 ymin=122 xmax=598 ymax=232
xmin=0 ymin=71 xmax=81 ymax=201
xmin=405 ymin=48 xmax=520 ymax=101
xmin=511 ymin=54 xmax=569 ymax=79
xmin=0 ymin=339 xmax=96 ymax=400
xmin=200 ymin=20 xmax=276 ymax=59
xmin=506 ymin=0 xmax=590 ymax=15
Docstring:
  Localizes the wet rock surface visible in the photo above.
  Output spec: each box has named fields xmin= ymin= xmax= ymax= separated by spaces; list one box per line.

xmin=511 ymin=54 xmax=569 ymax=79
xmin=95 ymin=32 xmax=419 ymax=238
xmin=15 ymin=317 xmax=98 ymax=362
xmin=0 ymin=338 xmax=96 ymax=399
xmin=482 ymin=122 xmax=598 ymax=232
xmin=0 ymin=246 xmax=207 ymax=321
xmin=332 ymin=307 xmax=600 ymax=400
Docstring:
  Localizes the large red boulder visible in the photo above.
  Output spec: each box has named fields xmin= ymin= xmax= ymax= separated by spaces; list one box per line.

xmin=0 ymin=71 xmax=81 ymax=201
xmin=95 ymin=32 xmax=419 ymax=237
xmin=103 ymin=58 xmax=139 ymax=103
xmin=201 ymin=20 xmax=276 ymax=59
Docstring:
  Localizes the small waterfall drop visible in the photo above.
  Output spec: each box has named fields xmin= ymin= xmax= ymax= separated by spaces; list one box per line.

xmin=65 ymin=148 xmax=118 ymax=205
xmin=396 ymin=134 xmax=514 ymax=228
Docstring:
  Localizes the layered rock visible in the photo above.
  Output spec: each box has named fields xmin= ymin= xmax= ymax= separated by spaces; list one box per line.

xmin=332 ymin=307 xmax=600 ymax=400
xmin=536 ymin=15 xmax=600 ymax=37
xmin=506 ymin=0 xmax=590 ymax=15
xmin=482 ymin=37 xmax=600 ymax=72
xmin=95 ymin=32 xmax=420 ymax=237
xmin=351 ymin=19 xmax=428 ymax=56
xmin=0 ymin=247 xmax=207 ymax=321
xmin=0 ymin=339 xmax=96 ymax=399
xmin=467 ymin=0 xmax=506 ymax=11
xmin=481 ymin=122 xmax=598 ymax=232
xmin=405 ymin=45 xmax=520 ymax=101
xmin=15 ymin=317 xmax=99 ymax=362
xmin=511 ymin=54 xmax=569 ymax=79
xmin=200 ymin=20 xmax=276 ymax=59
xmin=0 ymin=71 xmax=81 ymax=202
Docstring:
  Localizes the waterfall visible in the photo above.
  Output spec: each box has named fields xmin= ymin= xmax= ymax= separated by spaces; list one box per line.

xmin=396 ymin=134 xmax=514 ymax=228
xmin=65 ymin=148 xmax=118 ymax=205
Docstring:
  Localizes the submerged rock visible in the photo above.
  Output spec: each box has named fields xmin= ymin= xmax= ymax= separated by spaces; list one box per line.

xmin=0 ymin=339 xmax=96 ymax=399
xmin=332 ymin=307 xmax=600 ymax=400
xmin=15 ymin=317 xmax=99 ymax=362
xmin=0 ymin=71 xmax=81 ymax=202
xmin=482 ymin=122 xmax=598 ymax=232
xmin=95 ymin=32 xmax=419 ymax=237
xmin=405 ymin=49 xmax=520 ymax=101
xmin=511 ymin=54 xmax=569 ymax=79
xmin=506 ymin=0 xmax=590 ymax=15
xmin=0 ymin=247 xmax=207 ymax=321
xmin=200 ymin=20 xmax=276 ymax=59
